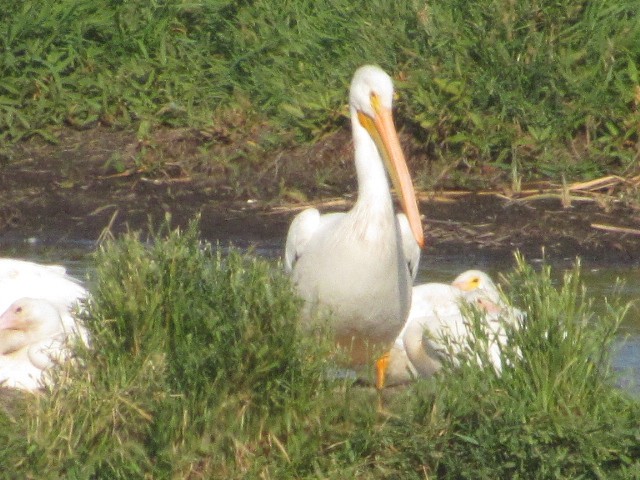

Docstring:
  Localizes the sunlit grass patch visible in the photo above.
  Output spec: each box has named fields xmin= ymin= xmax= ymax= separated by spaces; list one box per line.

xmin=0 ymin=230 xmax=639 ymax=477
xmin=3 ymin=1 xmax=640 ymax=184
xmin=1 ymin=220 xmax=359 ymax=478
xmin=378 ymin=254 xmax=640 ymax=478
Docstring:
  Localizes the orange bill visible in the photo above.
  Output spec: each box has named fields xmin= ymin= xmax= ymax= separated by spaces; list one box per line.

xmin=358 ymin=95 xmax=424 ymax=248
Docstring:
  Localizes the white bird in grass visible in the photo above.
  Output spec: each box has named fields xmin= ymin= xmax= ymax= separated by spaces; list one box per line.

xmin=0 ymin=258 xmax=87 ymax=315
xmin=285 ymin=65 xmax=424 ymax=365
xmin=0 ymin=297 xmax=89 ymax=391
xmin=376 ymin=270 xmax=523 ymax=389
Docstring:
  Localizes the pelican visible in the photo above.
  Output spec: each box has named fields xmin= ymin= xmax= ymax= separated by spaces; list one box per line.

xmin=451 ymin=269 xmax=503 ymax=304
xmin=285 ymin=65 xmax=423 ymax=365
xmin=376 ymin=270 xmax=523 ymax=388
xmin=0 ymin=258 xmax=87 ymax=315
xmin=0 ymin=297 xmax=89 ymax=391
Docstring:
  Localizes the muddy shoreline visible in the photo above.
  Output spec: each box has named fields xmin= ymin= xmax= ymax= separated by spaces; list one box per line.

xmin=2 ymin=127 xmax=640 ymax=266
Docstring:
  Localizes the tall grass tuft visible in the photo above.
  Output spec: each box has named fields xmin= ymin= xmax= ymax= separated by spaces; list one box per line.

xmin=378 ymin=254 xmax=640 ymax=478
xmin=0 ymin=220 xmax=358 ymax=478
xmin=0 ymin=234 xmax=638 ymax=477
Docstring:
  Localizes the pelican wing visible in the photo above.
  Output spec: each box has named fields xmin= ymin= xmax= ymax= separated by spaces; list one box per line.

xmin=284 ymin=208 xmax=321 ymax=273
xmin=0 ymin=349 xmax=44 ymax=391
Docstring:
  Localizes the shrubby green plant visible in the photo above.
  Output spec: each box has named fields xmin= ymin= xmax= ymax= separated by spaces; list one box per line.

xmin=375 ymin=254 xmax=640 ymax=478
xmin=0 ymin=231 xmax=638 ymax=478
xmin=0 ymin=220 xmax=353 ymax=478
xmin=3 ymin=0 xmax=640 ymax=183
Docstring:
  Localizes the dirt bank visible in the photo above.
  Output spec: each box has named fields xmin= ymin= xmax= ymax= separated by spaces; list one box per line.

xmin=2 ymin=127 xmax=640 ymax=265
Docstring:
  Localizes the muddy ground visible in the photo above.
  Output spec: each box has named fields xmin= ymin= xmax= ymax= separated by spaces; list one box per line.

xmin=2 ymin=127 xmax=640 ymax=265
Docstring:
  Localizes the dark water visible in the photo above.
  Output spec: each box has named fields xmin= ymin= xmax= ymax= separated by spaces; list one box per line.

xmin=3 ymin=236 xmax=638 ymax=394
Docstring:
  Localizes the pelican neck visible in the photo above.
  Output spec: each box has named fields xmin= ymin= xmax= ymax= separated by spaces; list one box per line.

xmin=351 ymin=109 xmax=394 ymax=215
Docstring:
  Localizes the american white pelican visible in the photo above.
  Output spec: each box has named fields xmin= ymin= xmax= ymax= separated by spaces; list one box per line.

xmin=0 ymin=297 xmax=89 ymax=391
xmin=376 ymin=270 xmax=523 ymax=388
xmin=0 ymin=258 xmax=87 ymax=315
xmin=285 ymin=65 xmax=423 ymax=365
xmin=451 ymin=269 xmax=503 ymax=304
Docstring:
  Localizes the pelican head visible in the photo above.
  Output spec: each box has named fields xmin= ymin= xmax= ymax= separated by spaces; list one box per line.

xmin=451 ymin=270 xmax=502 ymax=304
xmin=350 ymin=65 xmax=395 ymax=114
xmin=0 ymin=298 xmax=65 ymax=354
xmin=349 ymin=65 xmax=424 ymax=248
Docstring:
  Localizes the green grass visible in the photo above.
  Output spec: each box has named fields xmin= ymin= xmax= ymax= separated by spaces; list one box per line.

xmin=0 ymin=223 xmax=638 ymax=478
xmin=0 ymin=220 xmax=352 ymax=478
xmin=384 ymin=255 xmax=640 ymax=478
xmin=2 ymin=0 xmax=640 ymax=183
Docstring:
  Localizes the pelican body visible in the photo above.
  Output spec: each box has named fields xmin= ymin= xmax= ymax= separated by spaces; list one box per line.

xmin=0 ymin=259 xmax=89 ymax=390
xmin=377 ymin=270 xmax=524 ymax=388
xmin=285 ymin=66 xmax=423 ymax=364
xmin=0 ymin=258 xmax=87 ymax=315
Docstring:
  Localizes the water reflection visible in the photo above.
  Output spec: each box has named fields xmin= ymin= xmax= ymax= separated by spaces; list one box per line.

xmin=1 ymin=237 xmax=637 ymax=394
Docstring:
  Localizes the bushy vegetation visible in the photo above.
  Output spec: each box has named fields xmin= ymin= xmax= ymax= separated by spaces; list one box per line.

xmin=0 ymin=221 xmax=349 ymax=478
xmin=2 ymin=0 xmax=640 ymax=182
xmin=0 ymin=224 xmax=637 ymax=478
xmin=383 ymin=255 xmax=640 ymax=478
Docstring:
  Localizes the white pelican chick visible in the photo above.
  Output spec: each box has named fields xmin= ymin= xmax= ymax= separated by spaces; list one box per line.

xmin=285 ymin=65 xmax=423 ymax=365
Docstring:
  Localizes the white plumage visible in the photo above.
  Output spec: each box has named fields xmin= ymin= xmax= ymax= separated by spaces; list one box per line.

xmin=0 ymin=259 xmax=89 ymax=391
xmin=0 ymin=258 xmax=87 ymax=314
xmin=285 ymin=65 xmax=423 ymax=365
xmin=0 ymin=297 xmax=89 ymax=391
xmin=376 ymin=270 xmax=524 ymax=388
